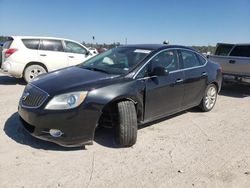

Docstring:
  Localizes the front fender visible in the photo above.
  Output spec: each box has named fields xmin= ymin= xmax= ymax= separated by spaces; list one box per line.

xmin=85 ymin=79 xmax=145 ymax=121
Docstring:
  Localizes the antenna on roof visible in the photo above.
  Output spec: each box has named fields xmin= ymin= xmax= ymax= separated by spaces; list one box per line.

xmin=163 ymin=40 xmax=169 ymax=45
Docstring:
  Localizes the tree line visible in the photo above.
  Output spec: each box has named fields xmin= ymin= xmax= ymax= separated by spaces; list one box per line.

xmin=0 ymin=36 xmax=216 ymax=53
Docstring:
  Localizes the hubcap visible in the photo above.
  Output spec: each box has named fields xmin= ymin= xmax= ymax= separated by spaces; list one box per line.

xmin=29 ymin=68 xmax=44 ymax=80
xmin=205 ymin=86 xmax=217 ymax=110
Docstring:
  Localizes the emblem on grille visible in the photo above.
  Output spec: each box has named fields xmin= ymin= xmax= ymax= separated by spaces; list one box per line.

xmin=22 ymin=92 xmax=30 ymax=101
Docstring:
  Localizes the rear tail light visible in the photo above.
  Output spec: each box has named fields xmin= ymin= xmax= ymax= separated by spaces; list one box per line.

xmin=5 ymin=48 xmax=18 ymax=58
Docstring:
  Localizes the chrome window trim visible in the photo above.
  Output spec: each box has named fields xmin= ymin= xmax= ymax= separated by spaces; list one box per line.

xmin=20 ymin=83 xmax=50 ymax=109
xmin=133 ymin=48 xmax=208 ymax=79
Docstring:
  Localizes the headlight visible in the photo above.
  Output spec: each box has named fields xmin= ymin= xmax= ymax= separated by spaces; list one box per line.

xmin=45 ymin=91 xmax=88 ymax=110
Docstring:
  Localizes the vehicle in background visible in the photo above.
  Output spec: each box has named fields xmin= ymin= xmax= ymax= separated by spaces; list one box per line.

xmin=97 ymin=47 xmax=107 ymax=54
xmin=0 ymin=42 xmax=4 ymax=68
xmin=88 ymin=47 xmax=98 ymax=55
xmin=1 ymin=36 xmax=96 ymax=82
xmin=18 ymin=44 xmax=222 ymax=147
xmin=208 ymin=43 xmax=250 ymax=84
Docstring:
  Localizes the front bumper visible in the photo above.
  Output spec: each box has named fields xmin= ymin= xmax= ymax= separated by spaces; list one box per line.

xmin=18 ymin=103 xmax=102 ymax=147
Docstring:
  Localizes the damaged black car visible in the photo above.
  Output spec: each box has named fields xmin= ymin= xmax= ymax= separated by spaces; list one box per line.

xmin=18 ymin=44 xmax=222 ymax=147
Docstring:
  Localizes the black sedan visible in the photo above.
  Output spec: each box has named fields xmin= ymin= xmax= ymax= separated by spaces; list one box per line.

xmin=18 ymin=44 xmax=222 ymax=147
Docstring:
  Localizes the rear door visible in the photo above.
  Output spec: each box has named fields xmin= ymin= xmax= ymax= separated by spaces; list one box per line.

xmin=211 ymin=44 xmax=234 ymax=74
xmin=63 ymin=40 xmax=90 ymax=66
xmin=38 ymin=39 xmax=68 ymax=71
xmin=227 ymin=45 xmax=250 ymax=76
xmin=179 ymin=49 xmax=208 ymax=108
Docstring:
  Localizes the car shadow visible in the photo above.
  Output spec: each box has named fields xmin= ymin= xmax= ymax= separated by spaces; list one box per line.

xmin=4 ymin=112 xmax=84 ymax=151
xmin=219 ymin=83 xmax=250 ymax=98
xmin=94 ymin=111 xmax=187 ymax=148
xmin=0 ymin=75 xmax=26 ymax=85
xmin=94 ymin=127 xmax=119 ymax=148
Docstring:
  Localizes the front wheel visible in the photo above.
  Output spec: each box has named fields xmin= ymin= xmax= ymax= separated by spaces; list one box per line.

xmin=115 ymin=101 xmax=137 ymax=147
xmin=199 ymin=84 xmax=218 ymax=112
xmin=24 ymin=64 xmax=47 ymax=83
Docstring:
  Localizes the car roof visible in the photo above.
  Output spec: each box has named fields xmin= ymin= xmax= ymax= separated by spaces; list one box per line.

xmin=120 ymin=44 xmax=196 ymax=51
xmin=10 ymin=36 xmax=80 ymax=42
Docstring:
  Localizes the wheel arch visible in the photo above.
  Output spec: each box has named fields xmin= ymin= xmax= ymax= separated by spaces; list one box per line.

xmin=23 ymin=62 xmax=48 ymax=75
xmin=97 ymin=96 xmax=143 ymax=128
xmin=209 ymin=81 xmax=219 ymax=93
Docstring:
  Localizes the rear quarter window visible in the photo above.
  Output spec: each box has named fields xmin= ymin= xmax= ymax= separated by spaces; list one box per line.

xmin=196 ymin=54 xmax=207 ymax=65
xmin=229 ymin=45 xmax=250 ymax=57
xmin=22 ymin=39 xmax=40 ymax=50
xmin=3 ymin=40 xmax=13 ymax=49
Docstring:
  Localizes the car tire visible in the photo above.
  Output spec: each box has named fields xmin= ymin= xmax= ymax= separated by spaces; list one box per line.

xmin=199 ymin=84 xmax=218 ymax=112
xmin=116 ymin=101 xmax=137 ymax=147
xmin=24 ymin=64 xmax=47 ymax=83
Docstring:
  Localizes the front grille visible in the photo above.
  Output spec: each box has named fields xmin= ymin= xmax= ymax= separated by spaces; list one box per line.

xmin=21 ymin=84 xmax=49 ymax=108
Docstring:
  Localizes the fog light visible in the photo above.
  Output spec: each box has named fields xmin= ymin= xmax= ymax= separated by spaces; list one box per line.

xmin=49 ymin=129 xmax=63 ymax=137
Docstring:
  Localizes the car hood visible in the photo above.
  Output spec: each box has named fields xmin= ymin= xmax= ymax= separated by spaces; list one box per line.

xmin=31 ymin=66 xmax=119 ymax=95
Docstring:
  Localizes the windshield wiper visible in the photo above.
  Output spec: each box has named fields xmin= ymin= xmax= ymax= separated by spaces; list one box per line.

xmin=82 ymin=66 xmax=109 ymax=74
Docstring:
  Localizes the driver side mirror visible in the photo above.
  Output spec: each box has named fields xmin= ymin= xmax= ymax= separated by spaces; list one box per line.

xmin=150 ymin=66 xmax=168 ymax=77
xmin=85 ymin=50 xmax=91 ymax=56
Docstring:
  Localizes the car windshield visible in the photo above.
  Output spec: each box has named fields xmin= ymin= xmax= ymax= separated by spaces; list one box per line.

xmin=79 ymin=47 xmax=151 ymax=74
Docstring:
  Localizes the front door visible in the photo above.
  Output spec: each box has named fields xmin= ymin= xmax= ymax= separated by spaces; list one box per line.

xmin=143 ymin=49 xmax=185 ymax=121
xmin=64 ymin=40 xmax=91 ymax=66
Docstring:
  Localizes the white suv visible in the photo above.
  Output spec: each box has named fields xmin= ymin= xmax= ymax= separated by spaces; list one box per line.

xmin=1 ymin=36 xmax=97 ymax=82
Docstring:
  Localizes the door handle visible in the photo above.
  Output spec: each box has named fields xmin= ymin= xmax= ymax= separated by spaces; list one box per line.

xmin=202 ymin=72 xmax=208 ymax=76
xmin=176 ymin=79 xmax=183 ymax=83
xmin=229 ymin=60 xmax=236 ymax=64
xmin=68 ymin=55 xmax=74 ymax=58
xmin=40 ymin=54 xmax=47 ymax=56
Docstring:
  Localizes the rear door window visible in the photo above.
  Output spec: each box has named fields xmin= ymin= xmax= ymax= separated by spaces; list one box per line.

xmin=40 ymin=40 xmax=64 ymax=52
xmin=180 ymin=50 xmax=201 ymax=68
xmin=22 ymin=39 xmax=40 ymax=50
xmin=214 ymin=44 xmax=234 ymax=56
xmin=229 ymin=45 xmax=250 ymax=57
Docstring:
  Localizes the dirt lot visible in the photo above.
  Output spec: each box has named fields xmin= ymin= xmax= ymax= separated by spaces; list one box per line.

xmin=0 ymin=73 xmax=249 ymax=188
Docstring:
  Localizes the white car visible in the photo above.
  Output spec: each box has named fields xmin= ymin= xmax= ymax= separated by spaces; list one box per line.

xmin=1 ymin=36 xmax=96 ymax=82
xmin=88 ymin=47 xmax=99 ymax=55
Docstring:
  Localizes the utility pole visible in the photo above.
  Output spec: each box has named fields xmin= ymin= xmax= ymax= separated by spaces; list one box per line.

xmin=92 ymin=36 xmax=95 ymax=47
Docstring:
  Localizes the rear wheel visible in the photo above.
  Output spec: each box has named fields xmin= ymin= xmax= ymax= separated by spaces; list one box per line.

xmin=24 ymin=64 xmax=47 ymax=83
xmin=116 ymin=101 xmax=137 ymax=147
xmin=199 ymin=84 xmax=218 ymax=112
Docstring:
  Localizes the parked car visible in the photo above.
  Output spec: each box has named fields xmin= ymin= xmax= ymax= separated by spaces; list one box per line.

xmin=18 ymin=44 xmax=222 ymax=147
xmin=88 ymin=47 xmax=99 ymax=55
xmin=97 ymin=47 xmax=107 ymax=54
xmin=0 ymin=42 xmax=4 ymax=68
xmin=208 ymin=43 xmax=250 ymax=83
xmin=1 ymin=36 xmax=96 ymax=82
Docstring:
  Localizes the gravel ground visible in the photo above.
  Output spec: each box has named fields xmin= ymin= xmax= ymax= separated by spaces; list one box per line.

xmin=0 ymin=73 xmax=250 ymax=188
